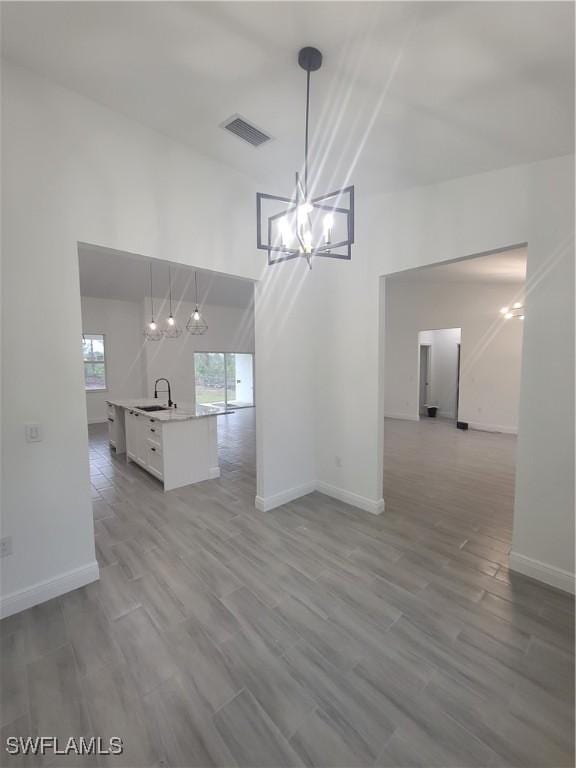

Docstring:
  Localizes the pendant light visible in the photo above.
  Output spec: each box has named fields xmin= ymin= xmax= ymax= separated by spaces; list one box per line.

xmin=186 ymin=271 xmax=208 ymax=335
xmin=163 ymin=264 xmax=182 ymax=338
xmin=144 ymin=263 xmax=163 ymax=341
xmin=256 ymin=47 xmax=354 ymax=268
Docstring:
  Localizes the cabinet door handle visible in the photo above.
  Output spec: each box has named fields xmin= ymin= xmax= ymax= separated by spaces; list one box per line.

xmin=150 ymin=428 xmax=155 ymax=432
xmin=108 ymin=418 xmax=114 ymax=422
xmin=151 ymin=447 xmax=156 ymax=452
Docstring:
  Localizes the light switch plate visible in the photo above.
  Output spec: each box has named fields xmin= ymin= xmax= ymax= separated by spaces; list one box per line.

xmin=25 ymin=423 xmax=42 ymax=442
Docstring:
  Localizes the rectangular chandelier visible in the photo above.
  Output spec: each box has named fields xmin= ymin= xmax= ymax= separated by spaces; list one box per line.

xmin=257 ymin=179 xmax=354 ymax=266
xmin=256 ymin=47 xmax=355 ymax=269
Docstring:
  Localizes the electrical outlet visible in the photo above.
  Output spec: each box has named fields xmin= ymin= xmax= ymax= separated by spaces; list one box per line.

xmin=25 ymin=423 xmax=43 ymax=442
xmin=0 ymin=537 xmax=13 ymax=558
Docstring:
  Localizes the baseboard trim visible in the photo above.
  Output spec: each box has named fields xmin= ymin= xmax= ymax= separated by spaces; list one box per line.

xmin=509 ymin=552 xmax=575 ymax=594
xmin=467 ymin=422 xmax=518 ymax=435
xmin=384 ymin=413 xmax=419 ymax=422
xmin=0 ymin=561 xmax=100 ymax=619
xmin=88 ymin=417 xmax=107 ymax=425
xmin=316 ymin=481 xmax=385 ymax=515
xmin=255 ymin=481 xmax=316 ymax=512
xmin=256 ymin=479 xmax=386 ymax=516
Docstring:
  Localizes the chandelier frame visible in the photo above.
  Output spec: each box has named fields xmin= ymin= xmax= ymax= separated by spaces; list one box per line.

xmin=256 ymin=46 xmax=355 ymax=268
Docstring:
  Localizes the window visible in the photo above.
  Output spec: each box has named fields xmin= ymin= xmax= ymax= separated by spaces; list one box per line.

xmin=82 ymin=334 xmax=107 ymax=391
xmin=194 ymin=352 xmax=254 ymax=409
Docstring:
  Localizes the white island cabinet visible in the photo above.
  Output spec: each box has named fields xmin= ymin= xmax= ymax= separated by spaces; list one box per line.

xmin=107 ymin=403 xmax=126 ymax=453
xmin=106 ymin=399 xmax=222 ymax=491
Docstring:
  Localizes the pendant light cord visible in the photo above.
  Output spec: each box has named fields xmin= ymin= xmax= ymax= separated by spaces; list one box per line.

xmin=195 ymin=271 xmax=199 ymax=307
xmin=304 ymin=69 xmax=311 ymax=199
xmin=149 ymin=263 xmax=154 ymax=321
xmin=168 ymin=265 xmax=173 ymax=316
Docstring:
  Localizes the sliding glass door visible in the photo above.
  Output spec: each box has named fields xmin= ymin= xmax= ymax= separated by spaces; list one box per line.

xmin=194 ymin=352 xmax=254 ymax=409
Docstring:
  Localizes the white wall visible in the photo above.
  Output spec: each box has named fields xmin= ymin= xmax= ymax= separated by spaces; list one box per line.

xmin=315 ymin=154 xmax=574 ymax=591
xmin=418 ymin=328 xmax=461 ymax=419
xmin=143 ymin=298 xmax=255 ymax=406
xmin=386 ymin=281 xmax=524 ymax=432
xmin=81 ymin=296 xmax=147 ymax=423
xmin=1 ymin=62 xmax=315 ymax=615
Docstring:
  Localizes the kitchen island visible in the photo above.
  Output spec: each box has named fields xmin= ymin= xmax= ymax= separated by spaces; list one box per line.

xmin=105 ymin=398 xmax=225 ymax=491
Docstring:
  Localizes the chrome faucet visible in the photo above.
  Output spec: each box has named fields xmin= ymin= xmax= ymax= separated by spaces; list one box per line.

xmin=154 ymin=378 xmax=174 ymax=408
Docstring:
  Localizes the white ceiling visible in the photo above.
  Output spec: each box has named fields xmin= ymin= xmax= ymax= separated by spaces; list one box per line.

xmin=2 ymin=2 xmax=573 ymax=194
xmin=78 ymin=243 xmax=255 ymax=307
xmin=387 ymin=246 xmax=527 ymax=284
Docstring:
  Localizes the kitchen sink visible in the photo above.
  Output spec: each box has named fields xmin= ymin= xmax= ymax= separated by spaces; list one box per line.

xmin=137 ymin=405 xmax=171 ymax=412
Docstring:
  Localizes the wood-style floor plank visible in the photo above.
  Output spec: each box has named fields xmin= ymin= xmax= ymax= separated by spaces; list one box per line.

xmin=0 ymin=413 xmax=573 ymax=767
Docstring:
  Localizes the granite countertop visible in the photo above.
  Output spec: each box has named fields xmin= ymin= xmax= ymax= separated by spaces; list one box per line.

xmin=106 ymin=398 xmax=226 ymax=421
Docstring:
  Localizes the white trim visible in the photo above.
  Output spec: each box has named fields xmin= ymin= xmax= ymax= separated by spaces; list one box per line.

xmin=316 ymin=481 xmax=385 ymax=515
xmin=255 ymin=481 xmax=316 ymax=512
xmin=468 ymin=421 xmax=518 ymax=435
xmin=0 ymin=561 xmax=100 ymax=619
xmin=256 ymin=480 xmax=385 ymax=516
xmin=384 ymin=413 xmax=419 ymax=422
xmin=88 ymin=417 xmax=108 ymax=425
xmin=509 ymin=552 xmax=575 ymax=594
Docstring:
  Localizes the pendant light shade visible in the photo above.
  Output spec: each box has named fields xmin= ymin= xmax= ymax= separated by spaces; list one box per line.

xmin=186 ymin=272 xmax=208 ymax=335
xmin=144 ymin=263 xmax=163 ymax=341
xmin=163 ymin=265 xmax=182 ymax=338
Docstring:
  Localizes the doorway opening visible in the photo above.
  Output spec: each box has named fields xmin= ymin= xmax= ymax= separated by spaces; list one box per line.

xmin=76 ymin=242 xmax=257 ymax=538
xmin=418 ymin=328 xmax=462 ymax=422
xmin=194 ymin=352 xmax=254 ymax=410
xmin=380 ymin=243 xmax=527 ymax=569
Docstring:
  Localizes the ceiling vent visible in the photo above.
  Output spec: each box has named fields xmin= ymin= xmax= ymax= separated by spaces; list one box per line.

xmin=222 ymin=115 xmax=272 ymax=147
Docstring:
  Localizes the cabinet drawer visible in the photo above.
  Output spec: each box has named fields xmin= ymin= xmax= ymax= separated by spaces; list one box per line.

xmin=147 ymin=443 xmax=163 ymax=479
xmin=146 ymin=421 xmax=162 ymax=440
xmin=146 ymin=436 xmax=162 ymax=454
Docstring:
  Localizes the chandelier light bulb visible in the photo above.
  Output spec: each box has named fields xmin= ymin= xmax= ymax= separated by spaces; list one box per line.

xmin=303 ymin=229 xmax=313 ymax=253
xmin=149 ymin=321 xmax=157 ymax=330
xmin=519 ymin=315 xmax=525 ymax=319
xmin=500 ymin=307 xmax=509 ymax=315
xmin=193 ymin=308 xmax=200 ymax=320
xmin=513 ymin=302 xmax=523 ymax=309
xmin=297 ymin=202 xmax=313 ymax=227
xmin=323 ymin=213 xmax=334 ymax=242
xmin=167 ymin=315 xmax=175 ymax=326
xmin=279 ymin=216 xmax=291 ymax=247
xmin=504 ymin=312 xmax=513 ymax=320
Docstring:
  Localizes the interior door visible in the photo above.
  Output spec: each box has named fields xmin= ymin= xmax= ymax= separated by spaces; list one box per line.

xmin=419 ymin=345 xmax=431 ymax=414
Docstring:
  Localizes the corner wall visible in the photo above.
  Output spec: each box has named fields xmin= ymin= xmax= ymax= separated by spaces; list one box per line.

xmin=315 ymin=154 xmax=574 ymax=591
